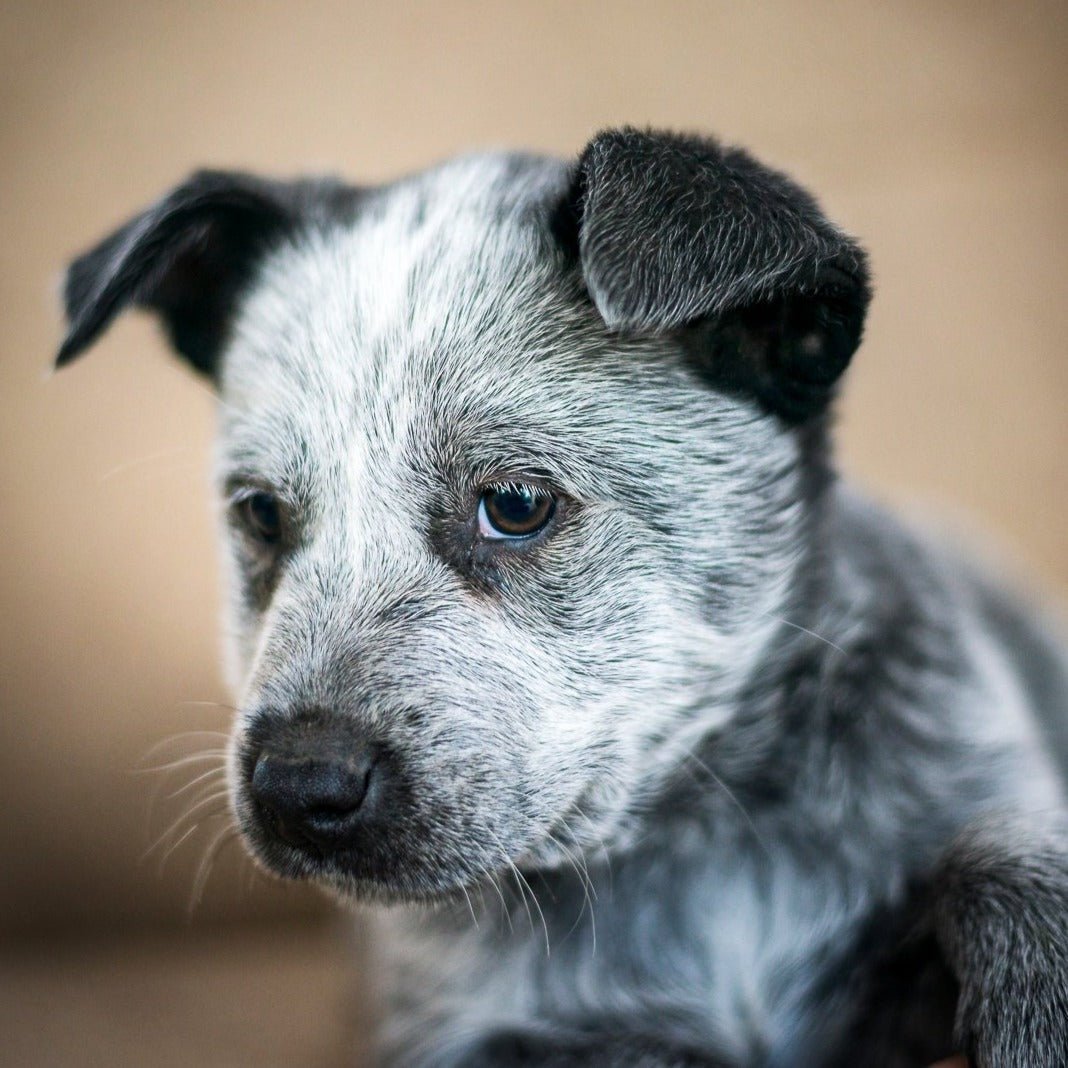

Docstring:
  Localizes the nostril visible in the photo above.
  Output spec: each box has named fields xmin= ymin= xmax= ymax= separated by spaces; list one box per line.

xmin=250 ymin=747 xmax=377 ymax=850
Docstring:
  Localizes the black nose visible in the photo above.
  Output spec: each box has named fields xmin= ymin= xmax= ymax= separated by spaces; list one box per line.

xmin=250 ymin=744 xmax=377 ymax=852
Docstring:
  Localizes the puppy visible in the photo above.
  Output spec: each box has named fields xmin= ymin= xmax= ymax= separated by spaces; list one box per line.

xmin=57 ymin=128 xmax=1068 ymax=1067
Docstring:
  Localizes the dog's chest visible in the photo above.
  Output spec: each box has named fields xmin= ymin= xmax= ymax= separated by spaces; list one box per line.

xmin=376 ymin=835 xmax=886 ymax=1064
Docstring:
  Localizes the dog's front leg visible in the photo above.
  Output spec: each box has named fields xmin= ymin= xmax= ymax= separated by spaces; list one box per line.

xmin=931 ymin=813 xmax=1068 ymax=1068
xmin=442 ymin=1024 xmax=732 ymax=1068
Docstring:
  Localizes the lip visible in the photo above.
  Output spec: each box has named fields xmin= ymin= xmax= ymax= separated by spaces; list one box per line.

xmin=238 ymin=822 xmax=490 ymax=905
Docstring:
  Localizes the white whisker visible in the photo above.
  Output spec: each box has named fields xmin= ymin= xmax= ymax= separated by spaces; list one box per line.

xmin=166 ymin=764 xmax=228 ymax=801
xmin=141 ymin=788 xmax=231 ymax=863
xmin=682 ymin=750 xmax=771 ymax=857
xmin=134 ymin=750 xmax=228 ymax=776
xmin=765 ymin=614 xmax=845 ymax=656
xmin=189 ymin=824 xmax=239 ymax=911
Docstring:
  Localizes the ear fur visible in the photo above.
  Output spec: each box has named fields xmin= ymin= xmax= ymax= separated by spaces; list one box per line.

xmin=570 ymin=128 xmax=871 ymax=422
xmin=56 ymin=170 xmax=356 ymax=376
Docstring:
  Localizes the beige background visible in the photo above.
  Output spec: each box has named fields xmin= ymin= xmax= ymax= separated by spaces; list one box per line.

xmin=1 ymin=1 xmax=1065 ymax=1063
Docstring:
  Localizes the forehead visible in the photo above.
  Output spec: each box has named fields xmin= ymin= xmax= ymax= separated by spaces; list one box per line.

xmin=225 ymin=152 xmax=580 ymax=390
xmin=217 ymin=153 xmax=752 ymax=499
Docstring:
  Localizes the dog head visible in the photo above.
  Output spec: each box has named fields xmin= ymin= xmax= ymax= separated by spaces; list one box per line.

xmin=57 ymin=129 xmax=869 ymax=902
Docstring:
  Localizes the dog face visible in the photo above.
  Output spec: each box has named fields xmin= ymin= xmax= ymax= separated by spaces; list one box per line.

xmin=57 ymin=130 xmax=869 ymax=903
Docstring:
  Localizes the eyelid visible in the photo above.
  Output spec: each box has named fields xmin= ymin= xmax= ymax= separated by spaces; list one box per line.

xmin=226 ymin=485 xmax=260 ymax=508
xmin=224 ymin=478 xmax=286 ymax=507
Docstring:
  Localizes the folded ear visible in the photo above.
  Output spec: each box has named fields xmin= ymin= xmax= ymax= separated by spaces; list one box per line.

xmin=570 ymin=128 xmax=871 ymax=422
xmin=56 ymin=170 xmax=354 ymax=377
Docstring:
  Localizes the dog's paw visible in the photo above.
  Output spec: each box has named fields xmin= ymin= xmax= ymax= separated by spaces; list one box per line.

xmin=934 ymin=817 xmax=1068 ymax=1068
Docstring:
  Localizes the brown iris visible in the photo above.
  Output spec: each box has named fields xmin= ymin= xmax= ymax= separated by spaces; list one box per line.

xmin=478 ymin=484 xmax=555 ymax=539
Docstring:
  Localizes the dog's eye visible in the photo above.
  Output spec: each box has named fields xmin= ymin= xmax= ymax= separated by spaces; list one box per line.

xmin=478 ymin=484 xmax=555 ymax=539
xmin=238 ymin=490 xmax=283 ymax=545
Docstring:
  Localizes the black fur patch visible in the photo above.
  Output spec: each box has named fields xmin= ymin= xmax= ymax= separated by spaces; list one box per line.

xmin=570 ymin=128 xmax=871 ymax=422
xmin=56 ymin=171 xmax=359 ymax=376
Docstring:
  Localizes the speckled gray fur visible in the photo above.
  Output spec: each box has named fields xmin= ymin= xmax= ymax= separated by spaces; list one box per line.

xmin=58 ymin=130 xmax=1068 ymax=1067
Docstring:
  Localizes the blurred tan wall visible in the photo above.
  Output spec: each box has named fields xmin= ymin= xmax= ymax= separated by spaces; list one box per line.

xmin=2 ymin=0 xmax=1065 ymax=939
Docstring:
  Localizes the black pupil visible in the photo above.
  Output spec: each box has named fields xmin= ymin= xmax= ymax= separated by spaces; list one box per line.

xmin=246 ymin=493 xmax=280 ymax=541
xmin=486 ymin=487 xmax=552 ymax=536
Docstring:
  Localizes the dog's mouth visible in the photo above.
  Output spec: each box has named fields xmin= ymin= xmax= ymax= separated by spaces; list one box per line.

xmin=236 ymin=790 xmax=525 ymax=904
xmin=229 ymin=701 xmax=624 ymax=904
xmin=235 ymin=783 xmax=487 ymax=903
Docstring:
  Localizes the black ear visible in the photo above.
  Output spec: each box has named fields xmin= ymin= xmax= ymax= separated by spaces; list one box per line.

xmin=56 ymin=170 xmax=355 ymax=377
xmin=570 ymin=128 xmax=871 ymax=422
